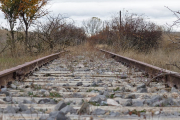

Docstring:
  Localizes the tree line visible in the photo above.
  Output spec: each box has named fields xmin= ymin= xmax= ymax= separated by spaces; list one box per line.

xmin=0 ymin=1 xmax=179 ymax=57
xmin=0 ymin=0 xmax=86 ymax=56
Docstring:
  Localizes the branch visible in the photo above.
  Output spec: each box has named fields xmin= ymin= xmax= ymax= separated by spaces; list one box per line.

xmin=166 ymin=63 xmax=180 ymax=70
xmin=0 ymin=44 xmax=9 ymax=54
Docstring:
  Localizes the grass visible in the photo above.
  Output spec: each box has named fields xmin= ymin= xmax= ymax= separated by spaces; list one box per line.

xmin=86 ymin=89 xmax=99 ymax=92
xmin=49 ymin=92 xmax=62 ymax=97
xmin=96 ymin=33 xmax=180 ymax=73
xmin=1 ymin=32 xmax=180 ymax=75
xmin=113 ymin=87 xmax=120 ymax=91
xmin=0 ymin=52 xmax=52 ymax=71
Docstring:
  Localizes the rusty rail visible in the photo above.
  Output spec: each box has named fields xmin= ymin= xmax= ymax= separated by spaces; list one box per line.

xmin=0 ymin=51 xmax=65 ymax=87
xmin=99 ymin=49 xmax=180 ymax=89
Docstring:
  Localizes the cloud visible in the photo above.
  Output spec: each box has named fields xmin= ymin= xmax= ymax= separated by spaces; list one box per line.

xmin=0 ymin=0 xmax=179 ymax=30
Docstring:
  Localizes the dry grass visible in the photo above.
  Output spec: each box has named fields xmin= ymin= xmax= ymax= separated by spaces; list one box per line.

xmin=0 ymin=51 xmax=52 ymax=71
xmin=1 ymin=31 xmax=180 ymax=74
xmin=0 ymin=42 xmax=93 ymax=72
xmin=96 ymin=33 xmax=180 ymax=73
xmin=67 ymin=42 xmax=96 ymax=55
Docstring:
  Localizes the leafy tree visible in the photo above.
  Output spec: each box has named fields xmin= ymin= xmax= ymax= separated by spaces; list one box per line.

xmin=0 ymin=0 xmax=49 ymax=54
xmin=18 ymin=0 xmax=49 ymax=53
xmin=0 ymin=0 xmax=20 ymax=56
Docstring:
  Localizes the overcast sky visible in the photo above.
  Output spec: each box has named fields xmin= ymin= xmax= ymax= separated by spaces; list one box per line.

xmin=0 ymin=0 xmax=179 ymax=30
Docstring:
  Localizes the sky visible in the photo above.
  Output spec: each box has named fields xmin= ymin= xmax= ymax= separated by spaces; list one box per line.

xmin=0 ymin=0 xmax=179 ymax=31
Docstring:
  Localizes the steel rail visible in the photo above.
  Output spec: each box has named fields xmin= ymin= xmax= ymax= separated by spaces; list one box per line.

xmin=99 ymin=49 xmax=180 ymax=89
xmin=0 ymin=51 xmax=65 ymax=87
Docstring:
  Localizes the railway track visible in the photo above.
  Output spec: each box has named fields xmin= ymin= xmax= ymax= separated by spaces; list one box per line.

xmin=0 ymin=49 xmax=180 ymax=120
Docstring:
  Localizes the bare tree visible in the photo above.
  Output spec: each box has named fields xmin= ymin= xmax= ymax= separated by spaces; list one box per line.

xmin=35 ymin=14 xmax=86 ymax=52
xmin=82 ymin=17 xmax=102 ymax=36
xmin=166 ymin=7 xmax=180 ymax=70
xmin=165 ymin=7 xmax=180 ymax=49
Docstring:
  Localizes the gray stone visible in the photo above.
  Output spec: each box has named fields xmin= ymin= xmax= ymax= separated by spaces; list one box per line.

xmin=48 ymin=78 xmax=55 ymax=80
xmin=110 ymin=111 xmax=120 ymax=117
xmin=2 ymin=91 xmax=10 ymax=96
xmin=159 ymin=89 xmax=167 ymax=93
xmin=123 ymin=110 xmax=130 ymax=115
xmin=120 ymin=74 xmax=128 ymax=79
xmin=60 ymin=105 xmax=76 ymax=114
xmin=84 ymin=68 xmax=90 ymax=71
xmin=72 ymin=93 xmax=84 ymax=98
xmin=56 ymin=111 xmax=69 ymax=120
xmin=100 ymin=101 xmax=108 ymax=106
xmin=1 ymin=88 xmax=7 ymax=92
xmin=4 ymin=106 xmax=16 ymax=113
xmin=137 ymin=88 xmax=148 ymax=93
xmin=97 ymin=80 xmax=103 ymax=83
xmin=92 ymin=108 xmax=106 ymax=115
xmin=23 ymin=99 xmax=33 ymax=104
xmin=22 ymin=109 xmax=34 ymax=114
xmin=38 ymin=99 xmax=50 ymax=104
xmin=63 ymin=84 xmax=69 ymax=86
xmin=49 ymin=99 xmax=57 ymax=104
xmin=83 ymin=84 xmax=90 ymax=87
xmin=14 ymin=107 xmax=20 ymax=113
xmin=137 ymin=84 xmax=146 ymax=90
xmin=74 ymin=76 xmax=81 ymax=79
xmin=132 ymin=101 xmax=144 ymax=107
xmin=89 ymin=97 xmax=101 ymax=103
xmin=150 ymin=95 xmax=163 ymax=103
xmin=54 ymin=101 xmax=67 ymax=111
xmin=143 ymin=95 xmax=151 ymax=99
xmin=99 ymin=91 xmax=103 ymax=95
xmin=39 ymin=116 xmax=49 ymax=120
xmin=76 ymin=82 xmax=83 ymax=86
xmin=10 ymin=84 xmax=17 ymax=89
xmin=171 ymin=87 xmax=178 ymax=93
xmin=172 ymin=112 xmax=180 ymax=116
xmin=91 ymin=82 xmax=98 ymax=87
xmin=19 ymin=103 xmax=28 ymax=111
xmin=96 ymin=95 xmax=107 ymax=101
xmin=116 ymin=100 xmax=120 ymax=104
xmin=91 ymin=90 xmax=98 ymax=93
xmin=39 ymin=101 xmax=44 ymax=104
xmin=144 ymin=99 xmax=152 ymax=106
xmin=3 ymin=96 xmax=12 ymax=102
xmin=152 ymin=98 xmax=178 ymax=107
xmin=124 ymin=99 xmax=132 ymax=106
xmin=103 ymin=91 xmax=110 ymax=97
xmin=49 ymin=111 xmax=59 ymax=119
xmin=114 ymin=94 xmax=123 ymax=98
xmin=125 ymin=94 xmax=136 ymax=99
xmin=0 ymin=108 xmax=3 ymax=113
xmin=120 ymin=87 xmax=125 ymax=92
xmin=89 ymin=95 xmax=106 ymax=103
xmin=131 ymin=114 xmax=138 ymax=117
xmin=39 ymin=89 xmax=47 ymax=94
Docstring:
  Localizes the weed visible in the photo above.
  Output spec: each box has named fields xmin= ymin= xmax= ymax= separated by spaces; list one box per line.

xmin=28 ymin=92 xmax=33 ymax=96
xmin=49 ymin=92 xmax=62 ymax=97
xmin=128 ymin=109 xmax=146 ymax=116
xmin=110 ymin=94 xmax=115 ymax=98
xmin=44 ymin=73 xmax=51 ymax=77
xmin=34 ymin=85 xmax=42 ymax=90
xmin=86 ymin=89 xmax=99 ymax=92
xmin=113 ymin=87 xmax=120 ymax=91
xmin=20 ymin=89 xmax=24 ymax=92
xmin=89 ymin=102 xmax=100 ymax=106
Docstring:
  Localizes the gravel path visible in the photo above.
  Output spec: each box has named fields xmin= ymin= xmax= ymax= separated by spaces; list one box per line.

xmin=0 ymin=50 xmax=180 ymax=120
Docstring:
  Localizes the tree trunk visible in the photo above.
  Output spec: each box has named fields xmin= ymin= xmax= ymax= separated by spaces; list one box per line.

xmin=10 ymin=21 xmax=16 ymax=57
xmin=22 ymin=14 xmax=29 ymax=54
xmin=50 ymin=40 xmax=54 ymax=50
